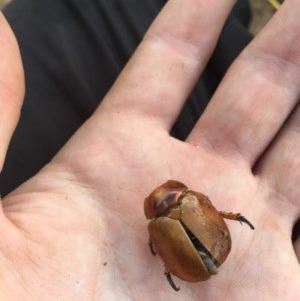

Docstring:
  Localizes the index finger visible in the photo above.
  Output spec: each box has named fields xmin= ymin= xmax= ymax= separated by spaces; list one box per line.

xmin=97 ymin=0 xmax=237 ymax=130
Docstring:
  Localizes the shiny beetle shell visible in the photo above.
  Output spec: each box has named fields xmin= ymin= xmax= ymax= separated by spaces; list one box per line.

xmin=144 ymin=180 xmax=254 ymax=291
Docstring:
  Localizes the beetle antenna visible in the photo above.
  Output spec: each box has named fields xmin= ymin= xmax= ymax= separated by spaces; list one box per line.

xmin=236 ymin=214 xmax=255 ymax=230
xmin=165 ymin=271 xmax=180 ymax=291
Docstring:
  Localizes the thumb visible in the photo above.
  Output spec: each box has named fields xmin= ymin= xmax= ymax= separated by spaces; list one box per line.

xmin=0 ymin=13 xmax=24 ymax=171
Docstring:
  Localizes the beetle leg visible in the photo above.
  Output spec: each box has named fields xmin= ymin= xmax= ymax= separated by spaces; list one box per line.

xmin=165 ymin=271 xmax=180 ymax=291
xmin=236 ymin=214 xmax=255 ymax=229
xmin=148 ymin=239 xmax=156 ymax=255
xmin=219 ymin=212 xmax=255 ymax=230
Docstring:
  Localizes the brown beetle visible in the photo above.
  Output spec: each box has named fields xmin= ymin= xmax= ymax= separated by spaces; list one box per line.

xmin=144 ymin=180 xmax=254 ymax=291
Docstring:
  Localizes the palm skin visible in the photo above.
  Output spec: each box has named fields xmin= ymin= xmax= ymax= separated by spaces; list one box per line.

xmin=0 ymin=0 xmax=300 ymax=300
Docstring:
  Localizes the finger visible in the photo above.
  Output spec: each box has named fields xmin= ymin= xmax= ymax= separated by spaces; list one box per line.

xmin=0 ymin=13 xmax=24 ymax=171
xmin=97 ymin=0 xmax=237 ymax=130
xmin=188 ymin=0 xmax=300 ymax=166
xmin=254 ymin=103 xmax=300 ymax=220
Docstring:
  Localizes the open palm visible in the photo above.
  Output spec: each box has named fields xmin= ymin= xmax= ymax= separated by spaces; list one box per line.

xmin=0 ymin=1 xmax=300 ymax=300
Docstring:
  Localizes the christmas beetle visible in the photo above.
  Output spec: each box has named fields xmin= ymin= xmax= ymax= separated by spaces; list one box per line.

xmin=144 ymin=180 xmax=254 ymax=291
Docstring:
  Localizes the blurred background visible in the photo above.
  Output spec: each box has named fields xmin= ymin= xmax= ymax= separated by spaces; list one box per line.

xmin=0 ymin=0 xmax=9 ymax=10
xmin=249 ymin=0 xmax=277 ymax=34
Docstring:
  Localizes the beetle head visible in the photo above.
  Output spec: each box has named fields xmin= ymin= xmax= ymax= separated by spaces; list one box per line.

xmin=144 ymin=180 xmax=187 ymax=219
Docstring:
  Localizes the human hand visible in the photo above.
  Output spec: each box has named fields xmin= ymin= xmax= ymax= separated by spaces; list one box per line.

xmin=0 ymin=0 xmax=300 ymax=300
